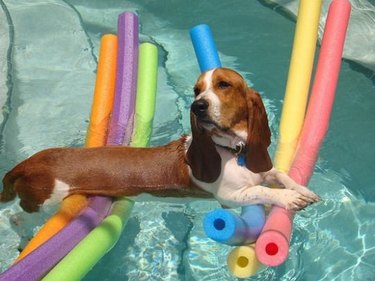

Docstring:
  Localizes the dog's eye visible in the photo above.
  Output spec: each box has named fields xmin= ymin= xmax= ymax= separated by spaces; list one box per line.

xmin=218 ymin=81 xmax=231 ymax=89
xmin=194 ymin=86 xmax=200 ymax=96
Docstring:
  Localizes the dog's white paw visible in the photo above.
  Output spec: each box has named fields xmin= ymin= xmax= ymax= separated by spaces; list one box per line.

xmin=276 ymin=189 xmax=317 ymax=211
xmin=287 ymin=183 xmax=320 ymax=204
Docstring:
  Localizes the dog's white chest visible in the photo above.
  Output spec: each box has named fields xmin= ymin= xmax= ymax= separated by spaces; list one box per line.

xmin=190 ymin=146 xmax=263 ymax=202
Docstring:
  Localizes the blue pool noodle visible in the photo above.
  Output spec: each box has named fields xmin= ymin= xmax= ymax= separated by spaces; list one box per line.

xmin=190 ymin=23 xmax=266 ymax=246
xmin=203 ymin=205 xmax=266 ymax=245
xmin=190 ymin=24 xmax=222 ymax=72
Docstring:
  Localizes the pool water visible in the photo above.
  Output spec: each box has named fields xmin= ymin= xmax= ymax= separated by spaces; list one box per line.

xmin=1 ymin=0 xmax=374 ymax=280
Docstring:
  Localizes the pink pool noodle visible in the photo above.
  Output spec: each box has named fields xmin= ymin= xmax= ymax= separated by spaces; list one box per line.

xmin=289 ymin=0 xmax=352 ymax=185
xmin=107 ymin=12 xmax=139 ymax=145
xmin=255 ymin=0 xmax=351 ymax=266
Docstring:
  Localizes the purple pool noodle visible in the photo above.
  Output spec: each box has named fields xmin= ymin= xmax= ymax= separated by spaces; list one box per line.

xmin=88 ymin=196 xmax=112 ymax=215
xmin=107 ymin=11 xmax=139 ymax=145
xmin=0 ymin=204 xmax=111 ymax=281
xmin=0 ymin=12 xmax=140 ymax=280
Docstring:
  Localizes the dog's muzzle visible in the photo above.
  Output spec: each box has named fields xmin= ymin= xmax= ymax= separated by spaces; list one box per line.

xmin=191 ymin=99 xmax=209 ymax=119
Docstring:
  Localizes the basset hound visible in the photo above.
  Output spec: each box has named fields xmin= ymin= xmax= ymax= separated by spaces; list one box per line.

xmin=0 ymin=68 xmax=320 ymax=213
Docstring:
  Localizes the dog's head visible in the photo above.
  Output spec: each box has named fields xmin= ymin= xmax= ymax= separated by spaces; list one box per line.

xmin=187 ymin=68 xmax=272 ymax=181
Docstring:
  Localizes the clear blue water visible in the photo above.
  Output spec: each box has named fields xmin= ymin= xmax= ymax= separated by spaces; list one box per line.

xmin=0 ymin=0 xmax=374 ymax=280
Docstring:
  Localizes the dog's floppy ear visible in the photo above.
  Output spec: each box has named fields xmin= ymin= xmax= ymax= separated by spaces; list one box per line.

xmin=186 ymin=112 xmax=221 ymax=183
xmin=245 ymin=88 xmax=273 ymax=173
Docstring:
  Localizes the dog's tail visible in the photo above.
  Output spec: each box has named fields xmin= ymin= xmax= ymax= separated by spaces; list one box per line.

xmin=0 ymin=166 xmax=22 ymax=203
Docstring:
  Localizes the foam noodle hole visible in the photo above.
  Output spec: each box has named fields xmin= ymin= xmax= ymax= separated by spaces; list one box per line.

xmin=265 ymin=243 xmax=279 ymax=256
xmin=237 ymin=256 xmax=249 ymax=268
xmin=214 ymin=219 xmax=226 ymax=231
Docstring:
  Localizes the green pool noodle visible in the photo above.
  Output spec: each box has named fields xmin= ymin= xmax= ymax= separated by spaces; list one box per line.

xmin=42 ymin=198 xmax=134 ymax=281
xmin=42 ymin=42 xmax=158 ymax=281
xmin=130 ymin=43 xmax=158 ymax=147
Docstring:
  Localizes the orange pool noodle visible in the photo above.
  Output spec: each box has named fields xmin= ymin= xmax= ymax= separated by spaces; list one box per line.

xmin=15 ymin=195 xmax=88 ymax=261
xmin=86 ymin=34 xmax=118 ymax=148
xmin=15 ymin=34 xmax=118 ymax=261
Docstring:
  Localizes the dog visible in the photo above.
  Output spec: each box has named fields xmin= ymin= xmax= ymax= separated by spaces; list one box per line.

xmin=0 ymin=68 xmax=320 ymax=213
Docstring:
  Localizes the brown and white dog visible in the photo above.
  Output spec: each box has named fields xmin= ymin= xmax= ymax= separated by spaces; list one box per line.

xmin=0 ymin=68 xmax=319 ymax=213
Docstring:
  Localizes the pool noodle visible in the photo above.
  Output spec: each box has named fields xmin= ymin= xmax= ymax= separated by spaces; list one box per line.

xmin=107 ymin=11 xmax=139 ymax=146
xmin=43 ymin=12 xmax=138 ymax=270
xmin=289 ymin=0 xmax=351 ymax=185
xmin=0 ymin=34 xmax=119 ymax=281
xmin=227 ymin=245 xmax=262 ymax=279
xmin=13 ymin=34 xmax=119 ymax=263
xmin=273 ymin=0 xmax=323 ymax=173
xmin=0 ymin=198 xmax=112 ymax=281
xmin=41 ymin=13 xmax=140 ymax=278
xmin=1 ymin=10 xmax=140 ymax=280
xmin=190 ymin=24 xmax=222 ymax=72
xmin=190 ymin=23 xmax=265 ymax=277
xmin=42 ymin=43 xmax=159 ymax=281
xmin=130 ymin=43 xmax=158 ymax=147
xmin=203 ymin=205 xmax=265 ymax=245
xmin=86 ymin=34 xmax=118 ymax=147
xmin=42 ymin=198 xmax=134 ymax=281
xmin=14 ymin=195 xmax=88 ymax=262
xmin=255 ymin=0 xmax=351 ymax=267
xmin=252 ymin=0 xmax=323 ymax=267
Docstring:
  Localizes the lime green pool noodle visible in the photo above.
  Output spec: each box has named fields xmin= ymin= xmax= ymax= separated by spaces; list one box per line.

xmin=42 ymin=198 xmax=134 ymax=281
xmin=42 ymin=42 xmax=158 ymax=280
xmin=130 ymin=43 xmax=158 ymax=147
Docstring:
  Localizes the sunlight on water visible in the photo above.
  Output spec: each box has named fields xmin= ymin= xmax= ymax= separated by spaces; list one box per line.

xmin=0 ymin=0 xmax=374 ymax=280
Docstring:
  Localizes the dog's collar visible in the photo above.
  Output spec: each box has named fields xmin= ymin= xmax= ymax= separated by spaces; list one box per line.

xmin=215 ymin=141 xmax=247 ymax=153
xmin=234 ymin=141 xmax=247 ymax=155
xmin=235 ymin=142 xmax=247 ymax=167
xmin=215 ymin=141 xmax=248 ymax=167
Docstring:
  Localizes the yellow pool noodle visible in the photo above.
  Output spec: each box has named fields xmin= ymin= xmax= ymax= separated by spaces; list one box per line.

xmin=227 ymin=0 xmax=322 ymax=277
xmin=15 ymin=34 xmax=118 ymax=262
xmin=274 ymin=0 xmax=323 ymax=172
xmin=227 ymin=245 xmax=262 ymax=278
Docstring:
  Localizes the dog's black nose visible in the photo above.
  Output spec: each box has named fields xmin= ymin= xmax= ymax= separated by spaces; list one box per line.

xmin=191 ymin=99 xmax=209 ymax=117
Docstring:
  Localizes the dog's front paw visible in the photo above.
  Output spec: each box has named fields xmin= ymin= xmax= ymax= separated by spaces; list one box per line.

xmin=287 ymin=183 xmax=320 ymax=204
xmin=277 ymin=189 xmax=316 ymax=211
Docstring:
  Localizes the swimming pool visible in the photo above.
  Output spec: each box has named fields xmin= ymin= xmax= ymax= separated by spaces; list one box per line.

xmin=0 ymin=0 xmax=374 ymax=280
